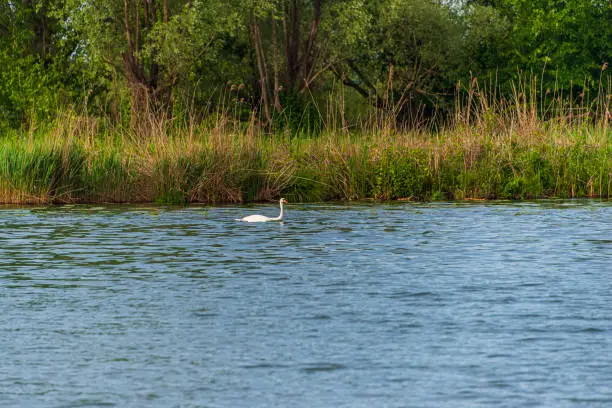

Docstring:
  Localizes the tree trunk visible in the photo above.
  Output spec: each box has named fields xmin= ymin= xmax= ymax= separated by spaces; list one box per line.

xmin=271 ymin=11 xmax=282 ymax=113
xmin=21 ymin=0 xmax=50 ymax=58
xmin=135 ymin=0 xmax=140 ymax=57
xmin=284 ymin=0 xmax=301 ymax=92
xmin=251 ymin=13 xmax=272 ymax=124
xmin=123 ymin=0 xmax=135 ymax=70
xmin=302 ymin=0 xmax=322 ymax=90
xmin=143 ymin=0 xmax=149 ymax=28
xmin=122 ymin=0 xmax=165 ymax=115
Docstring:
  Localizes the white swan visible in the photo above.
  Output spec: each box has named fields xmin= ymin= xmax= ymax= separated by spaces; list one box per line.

xmin=236 ymin=198 xmax=288 ymax=222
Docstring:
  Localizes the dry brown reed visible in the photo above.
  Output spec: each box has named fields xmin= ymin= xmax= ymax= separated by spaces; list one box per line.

xmin=0 ymin=71 xmax=609 ymax=204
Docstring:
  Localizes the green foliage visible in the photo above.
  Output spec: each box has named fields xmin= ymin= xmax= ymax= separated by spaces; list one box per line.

xmin=466 ymin=0 xmax=611 ymax=91
xmin=374 ymin=150 xmax=433 ymax=200
xmin=379 ymin=0 xmax=464 ymax=89
xmin=0 ymin=1 xmax=79 ymax=128
xmin=272 ymin=92 xmax=324 ymax=136
xmin=462 ymin=5 xmax=511 ymax=74
xmin=0 ymin=0 xmax=609 ymax=130
xmin=284 ymin=167 xmax=327 ymax=202
xmin=0 ymin=138 xmax=86 ymax=202
xmin=83 ymin=151 xmax=135 ymax=202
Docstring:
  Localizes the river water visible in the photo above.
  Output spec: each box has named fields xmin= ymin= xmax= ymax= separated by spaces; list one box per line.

xmin=1 ymin=201 xmax=611 ymax=407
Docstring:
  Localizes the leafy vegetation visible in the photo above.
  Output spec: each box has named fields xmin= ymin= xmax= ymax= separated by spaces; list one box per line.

xmin=1 ymin=0 xmax=609 ymax=127
xmin=0 ymin=0 xmax=610 ymax=203
xmin=0 ymin=92 xmax=608 ymax=204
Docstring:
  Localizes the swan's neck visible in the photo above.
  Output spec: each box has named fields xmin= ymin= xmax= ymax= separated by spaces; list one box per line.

xmin=276 ymin=201 xmax=284 ymax=221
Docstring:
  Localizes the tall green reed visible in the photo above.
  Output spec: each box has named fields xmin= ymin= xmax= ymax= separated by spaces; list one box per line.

xmin=0 ymin=70 xmax=608 ymax=204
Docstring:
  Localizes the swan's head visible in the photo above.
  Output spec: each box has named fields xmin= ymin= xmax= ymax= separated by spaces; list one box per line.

xmin=280 ymin=198 xmax=288 ymax=204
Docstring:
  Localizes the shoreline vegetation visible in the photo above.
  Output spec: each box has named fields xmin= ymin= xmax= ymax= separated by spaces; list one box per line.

xmin=2 ymin=1 xmax=610 ymax=205
xmin=1 ymin=80 xmax=610 ymax=205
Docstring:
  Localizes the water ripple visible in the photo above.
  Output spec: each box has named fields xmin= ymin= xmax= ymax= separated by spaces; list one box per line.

xmin=1 ymin=201 xmax=612 ymax=407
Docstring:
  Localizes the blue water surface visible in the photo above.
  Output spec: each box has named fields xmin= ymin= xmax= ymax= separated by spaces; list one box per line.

xmin=1 ymin=201 xmax=611 ymax=407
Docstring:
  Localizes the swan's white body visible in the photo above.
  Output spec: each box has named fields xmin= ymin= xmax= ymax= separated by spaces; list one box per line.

xmin=236 ymin=198 xmax=288 ymax=222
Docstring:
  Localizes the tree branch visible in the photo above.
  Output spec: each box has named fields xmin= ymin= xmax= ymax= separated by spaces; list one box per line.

xmin=329 ymin=64 xmax=370 ymax=99
xmin=301 ymin=0 xmax=322 ymax=89
xmin=347 ymin=60 xmax=377 ymax=94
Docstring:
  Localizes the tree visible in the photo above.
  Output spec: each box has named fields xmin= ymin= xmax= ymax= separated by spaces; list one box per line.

xmin=0 ymin=0 xmax=78 ymax=128
xmin=464 ymin=0 xmax=612 ymax=91
xmin=1 ymin=0 xmax=608 ymax=130
xmin=67 ymin=0 xmax=243 ymax=118
xmin=325 ymin=0 xmax=465 ymax=121
xmin=246 ymin=0 xmax=328 ymax=123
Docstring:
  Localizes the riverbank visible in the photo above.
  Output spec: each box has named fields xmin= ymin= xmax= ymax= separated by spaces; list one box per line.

xmin=0 ymin=117 xmax=610 ymax=204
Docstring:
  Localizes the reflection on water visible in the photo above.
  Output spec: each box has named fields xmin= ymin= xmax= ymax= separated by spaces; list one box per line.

xmin=1 ymin=201 xmax=612 ymax=407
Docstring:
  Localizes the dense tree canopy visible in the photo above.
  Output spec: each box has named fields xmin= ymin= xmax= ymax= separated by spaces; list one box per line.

xmin=0 ymin=0 xmax=610 ymax=130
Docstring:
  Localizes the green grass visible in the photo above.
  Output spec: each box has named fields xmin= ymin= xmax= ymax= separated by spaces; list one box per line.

xmin=0 ymin=120 xmax=609 ymax=204
xmin=1 ymin=77 xmax=611 ymax=205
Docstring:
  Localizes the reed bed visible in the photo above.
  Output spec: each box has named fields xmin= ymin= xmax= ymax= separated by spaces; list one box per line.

xmin=0 ymin=123 xmax=609 ymax=204
xmin=0 ymin=76 xmax=610 ymax=204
